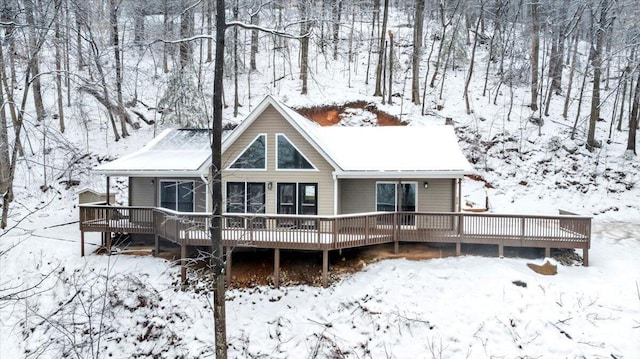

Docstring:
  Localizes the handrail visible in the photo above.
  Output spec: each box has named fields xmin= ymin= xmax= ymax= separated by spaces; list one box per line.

xmin=79 ymin=204 xmax=591 ymax=251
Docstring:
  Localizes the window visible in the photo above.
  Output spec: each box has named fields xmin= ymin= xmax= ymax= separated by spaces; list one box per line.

xmin=277 ymin=183 xmax=317 ymax=215
xmin=226 ymin=182 xmax=266 ymax=214
xmin=276 ymin=134 xmax=314 ymax=170
xmin=229 ymin=134 xmax=266 ymax=169
xmin=376 ymin=182 xmax=417 ymax=225
xmin=160 ymin=181 xmax=194 ymax=212
xmin=226 ymin=182 xmax=266 ymax=228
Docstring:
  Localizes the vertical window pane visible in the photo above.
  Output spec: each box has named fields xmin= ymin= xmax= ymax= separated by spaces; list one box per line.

xmin=376 ymin=183 xmax=396 ymax=212
xmin=278 ymin=183 xmax=296 ymax=214
xmin=247 ymin=183 xmax=265 ymax=213
xmin=177 ymin=182 xmax=193 ymax=212
xmin=298 ymin=183 xmax=317 ymax=215
xmin=160 ymin=182 xmax=177 ymax=210
xmin=226 ymin=182 xmax=245 ymax=213
xmin=400 ymin=183 xmax=416 ymax=212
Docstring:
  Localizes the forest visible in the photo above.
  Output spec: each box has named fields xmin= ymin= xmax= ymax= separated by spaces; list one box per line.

xmin=1 ymin=1 xmax=639 ymax=358
xmin=0 ymin=0 xmax=639 ymax=226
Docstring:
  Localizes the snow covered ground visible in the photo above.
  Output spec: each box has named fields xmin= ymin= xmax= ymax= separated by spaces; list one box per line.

xmin=1 ymin=7 xmax=639 ymax=359
xmin=1 ymin=206 xmax=639 ymax=358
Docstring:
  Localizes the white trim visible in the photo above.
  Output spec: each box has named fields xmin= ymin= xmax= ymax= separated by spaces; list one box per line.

xmin=158 ymin=180 xmax=196 ymax=212
xmin=225 ymin=133 xmax=268 ymax=171
xmin=275 ymin=133 xmax=318 ymax=171
xmin=335 ymin=171 xmax=469 ymax=179
xmin=332 ymin=173 xmax=338 ymax=215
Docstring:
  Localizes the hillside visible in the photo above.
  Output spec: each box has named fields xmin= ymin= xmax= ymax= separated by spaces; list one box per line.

xmin=1 ymin=1 xmax=639 ymax=358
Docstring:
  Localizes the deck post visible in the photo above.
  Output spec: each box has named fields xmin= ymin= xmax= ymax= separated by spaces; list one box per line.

xmin=456 ymin=241 xmax=461 ymax=256
xmin=393 ymin=213 xmax=399 ymax=254
xmin=81 ymin=231 xmax=85 ymax=257
xmin=180 ymin=244 xmax=187 ymax=290
xmin=154 ymin=235 xmax=159 ymax=256
xmin=106 ymin=231 xmax=111 ymax=255
xmin=545 ymin=247 xmax=551 ymax=258
xmin=274 ymin=248 xmax=280 ymax=288
xmin=322 ymin=250 xmax=329 ymax=288
xmin=583 ymin=248 xmax=589 ymax=267
xmin=225 ymin=247 xmax=232 ymax=287
xmin=498 ymin=242 xmax=504 ymax=258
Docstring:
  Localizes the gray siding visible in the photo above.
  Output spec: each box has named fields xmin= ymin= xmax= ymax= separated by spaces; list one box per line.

xmin=222 ymin=105 xmax=335 ymax=215
xmin=130 ymin=177 xmax=155 ymax=206
xmin=338 ymin=178 xmax=455 ymax=214
xmin=130 ymin=177 xmax=207 ymax=212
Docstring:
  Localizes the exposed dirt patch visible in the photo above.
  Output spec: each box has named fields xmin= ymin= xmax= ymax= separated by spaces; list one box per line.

xmin=295 ymin=101 xmax=407 ymax=127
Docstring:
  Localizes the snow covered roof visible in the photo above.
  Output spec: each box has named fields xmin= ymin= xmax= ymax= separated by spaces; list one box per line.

xmin=314 ymin=125 xmax=473 ymax=178
xmin=94 ymin=96 xmax=472 ymax=178
xmin=93 ymin=129 xmax=211 ymax=177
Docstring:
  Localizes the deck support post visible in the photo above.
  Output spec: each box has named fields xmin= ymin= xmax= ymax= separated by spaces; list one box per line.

xmin=394 ymin=241 xmax=399 ymax=254
xmin=498 ymin=243 xmax=504 ymax=258
xmin=583 ymin=248 xmax=589 ymax=267
xmin=180 ymin=244 xmax=187 ymax=290
xmin=106 ymin=232 xmax=111 ymax=255
xmin=154 ymin=235 xmax=159 ymax=256
xmin=274 ymin=249 xmax=280 ymax=288
xmin=225 ymin=247 xmax=232 ymax=287
xmin=456 ymin=242 xmax=461 ymax=256
xmin=545 ymin=247 xmax=551 ymax=258
xmin=81 ymin=231 xmax=85 ymax=257
xmin=322 ymin=250 xmax=329 ymax=288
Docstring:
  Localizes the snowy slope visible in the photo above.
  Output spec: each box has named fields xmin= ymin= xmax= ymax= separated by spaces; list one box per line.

xmin=1 ymin=6 xmax=639 ymax=359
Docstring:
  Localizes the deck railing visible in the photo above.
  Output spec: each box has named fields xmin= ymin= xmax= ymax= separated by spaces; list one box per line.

xmin=79 ymin=204 xmax=591 ymax=252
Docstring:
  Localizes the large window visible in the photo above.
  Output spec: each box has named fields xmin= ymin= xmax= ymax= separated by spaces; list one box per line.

xmin=229 ymin=134 xmax=266 ymax=169
xmin=160 ymin=180 xmax=194 ymax=212
xmin=226 ymin=182 xmax=266 ymax=228
xmin=226 ymin=182 xmax=266 ymax=214
xmin=277 ymin=183 xmax=317 ymax=215
xmin=376 ymin=182 xmax=417 ymax=225
xmin=276 ymin=134 xmax=314 ymax=170
xmin=375 ymin=182 xmax=417 ymax=212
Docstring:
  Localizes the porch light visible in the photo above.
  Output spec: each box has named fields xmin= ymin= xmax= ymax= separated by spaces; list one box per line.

xmin=423 ymin=181 xmax=429 ymax=189
xmin=268 ymin=182 xmax=273 ymax=190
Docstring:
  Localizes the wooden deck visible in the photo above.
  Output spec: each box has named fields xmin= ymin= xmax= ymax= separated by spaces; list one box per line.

xmin=79 ymin=203 xmax=591 ymax=287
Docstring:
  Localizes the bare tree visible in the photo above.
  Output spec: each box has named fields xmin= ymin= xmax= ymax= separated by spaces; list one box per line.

xmin=530 ymin=0 xmax=540 ymax=112
xmin=411 ymin=0 xmax=425 ymax=105
xmin=587 ymin=0 xmax=610 ymax=151
xmin=373 ymin=0 xmax=389 ymax=96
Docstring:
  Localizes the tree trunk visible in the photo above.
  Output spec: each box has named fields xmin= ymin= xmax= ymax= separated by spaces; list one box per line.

xmin=364 ymin=0 xmax=379 ymax=85
xmin=530 ymin=0 xmax=540 ymax=112
xmin=75 ymin=1 xmax=86 ymax=69
xmin=24 ymin=0 xmax=45 ymax=122
xmin=213 ymin=1 xmax=228 ymax=358
xmin=387 ymin=31 xmax=393 ymax=105
xmin=110 ymin=0 xmax=128 ymax=137
xmin=233 ymin=0 xmax=239 ymax=116
xmin=373 ymin=0 xmax=389 ymax=96
xmin=207 ymin=0 xmax=213 ymax=63
xmin=332 ymin=0 xmax=342 ymax=61
xmin=563 ymin=30 xmax=580 ymax=119
xmin=250 ymin=11 xmax=259 ymax=70
xmin=299 ymin=1 xmax=309 ymax=94
xmin=411 ymin=0 xmax=425 ymax=104
xmin=180 ymin=0 xmax=195 ymax=69
xmin=464 ymin=6 xmax=483 ymax=115
xmin=627 ymin=70 xmax=639 ymax=154
xmin=55 ymin=0 xmax=65 ymax=133
xmin=134 ymin=0 xmax=145 ymax=47
xmin=587 ymin=0 xmax=609 ymax=151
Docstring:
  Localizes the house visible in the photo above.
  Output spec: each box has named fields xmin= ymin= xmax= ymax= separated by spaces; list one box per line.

xmin=83 ymin=95 xmax=591 ymax=288
xmin=94 ymin=95 xmax=472 ymax=218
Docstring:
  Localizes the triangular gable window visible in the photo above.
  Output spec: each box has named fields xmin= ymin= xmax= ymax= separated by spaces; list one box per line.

xmin=230 ymin=134 xmax=266 ymax=169
xmin=277 ymin=134 xmax=314 ymax=169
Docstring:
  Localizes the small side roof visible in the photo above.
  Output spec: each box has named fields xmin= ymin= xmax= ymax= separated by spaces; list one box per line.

xmin=93 ymin=129 xmax=211 ymax=177
xmin=314 ymin=125 xmax=472 ymax=178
